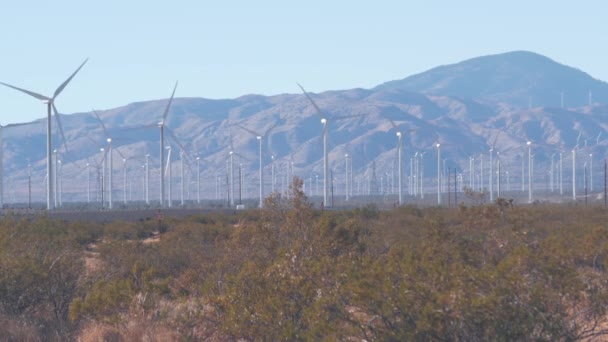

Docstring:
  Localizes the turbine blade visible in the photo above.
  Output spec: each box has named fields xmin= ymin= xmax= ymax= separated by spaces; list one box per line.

xmin=264 ymin=122 xmax=278 ymax=137
xmin=93 ymin=109 xmax=110 ymax=139
xmin=102 ymin=144 xmax=110 ymax=163
xmin=268 ymin=131 xmax=274 ymax=155
xmin=229 ymin=126 xmax=234 ymax=151
xmin=492 ymin=132 xmax=500 ymax=148
xmin=114 ymin=146 xmax=127 ymax=160
xmin=0 ymin=82 xmax=50 ymax=101
xmin=165 ymin=127 xmax=195 ymax=167
xmin=52 ymin=103 xmax=69 ymax=154
xmin=233 ymin=151 xmax=252 ymax=162
xmin=164 ymin=148 xmax=172 ymax=177
xmin=388 ymin=119 xmax=398 ymax=130
xmin=161 ymin=81 xmax=178 ymax=123
xmin=53 ymin=58 xmax=88 ymax=99
xmin=297 ymin=83 xmax=325 ymax=118
xmin=120 ymin=123 xmax=158 ymax=131
xmin=234 ymin=123 xmax=261 ymax=137
xmin=334 ymin=113 xmax=366 ymax=120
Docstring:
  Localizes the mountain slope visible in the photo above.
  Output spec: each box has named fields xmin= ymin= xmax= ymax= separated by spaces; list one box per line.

xmin=376 ymin=51 xmax=608 ymax=108
xmin=3 ymin=51 xmax=608 ymax=203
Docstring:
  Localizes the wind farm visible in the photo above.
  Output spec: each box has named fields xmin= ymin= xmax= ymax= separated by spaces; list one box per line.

xmin=3 ymin=52 xmax=608 ymax=212
xmin=6 ymin=2 xmax=608 ymax=339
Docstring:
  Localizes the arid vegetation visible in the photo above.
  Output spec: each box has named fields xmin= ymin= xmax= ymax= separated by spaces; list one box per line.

xmin=2 ymin=178 xmax=608 ymax=341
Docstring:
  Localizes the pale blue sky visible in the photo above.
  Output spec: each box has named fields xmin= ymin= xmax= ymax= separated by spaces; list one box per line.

xmin=0 ymin=0 xmax=606 ymax=124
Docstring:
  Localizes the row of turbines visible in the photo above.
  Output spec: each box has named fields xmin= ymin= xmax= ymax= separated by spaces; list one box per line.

xmin=1 ymin=60 xmax=607 ymax=210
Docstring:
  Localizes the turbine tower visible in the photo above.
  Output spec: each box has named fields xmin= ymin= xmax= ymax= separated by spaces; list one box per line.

xmin=234 ymin=122 xmax=277 ymax=208
xmin=165 ymin=146 xmax=173 ymax=207
xmin=298 ymin=83 xmax=362 ymax=207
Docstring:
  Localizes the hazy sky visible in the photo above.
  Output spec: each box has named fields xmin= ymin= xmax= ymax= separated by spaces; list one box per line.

xmin=0 ymin=0 xmax=606 ymax=124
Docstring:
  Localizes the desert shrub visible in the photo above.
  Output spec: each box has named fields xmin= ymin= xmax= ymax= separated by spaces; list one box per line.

xmin=0 ymin=216 xmax=84 ymax=339
xmin=103 ymin=221 xmax=154 ymax=240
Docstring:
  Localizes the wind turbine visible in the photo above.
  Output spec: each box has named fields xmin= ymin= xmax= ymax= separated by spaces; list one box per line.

xmin=297 ymin=83 xmax=363 ymax=208
xmin=0 ymin=59 xmax=88 ymax=210
xmin=157 ymin=82 xmax=178 ymax=208
xmin=234 ymin=122 xmax=277 ymax=208
xmin=388 ymin=120 xmax=415 ymax=206
xmin=93 ymin=110 xmax=121 ymax=209
xmin=165 ymin=126 xmax=194 ymax=207
xmin=419 ymin=151 xmax=427 ymax=199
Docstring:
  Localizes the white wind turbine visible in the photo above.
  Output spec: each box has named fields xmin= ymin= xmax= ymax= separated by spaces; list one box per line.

xmin=163 ymin=126 xmax=194 ymax=208
xmin=165 ymin=127 xmax=192 ymax=207
xmin=93 ymin=110 xmax=121 ymax=209
xmin=298 ymin=83 xmax=363 ymax=207
xmin=157 ymin=82 xmax=178 ymax=208
xmin=0 ymin=59 xmax=88 ymax=210
xmin=388 ymin=120 xmax=415 ymax=206
xmin=234 ymin=122 xmax=277 ymax=208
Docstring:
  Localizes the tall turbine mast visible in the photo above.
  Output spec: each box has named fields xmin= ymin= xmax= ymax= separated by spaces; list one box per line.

xmin=0 ymin=59 xmax=88 ymax=210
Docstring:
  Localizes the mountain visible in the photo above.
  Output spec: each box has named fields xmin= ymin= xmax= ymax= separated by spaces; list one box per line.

xmin=2 ymin=51 xmax=608 ymax=203
xmin=376 ymin=51 xmax=608 ymax=108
